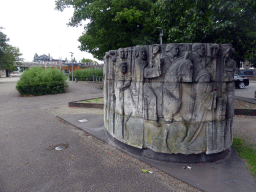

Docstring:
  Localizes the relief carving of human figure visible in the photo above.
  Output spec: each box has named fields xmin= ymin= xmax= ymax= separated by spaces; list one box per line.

xmin=181 ymin=43 xmax=217 ymax=153
xmin=162 ymin=44 xmax=181 ymax=122
xmin=224 ymin=48 xmax=236 ymax=148
xmin=143 ymin=45 xmax=162 ymax=120
xmin=161 ymin=44 xmax=179 ymax=79
xmin=163 ymin=44 xmax=193 ymax=122
xmin=144 ymin=45 xmax=162 ymax=78
xmin=115 ymin=48 xmax=129 ymax=116
xmin=132 ymin=46 xmax=148 ymax=117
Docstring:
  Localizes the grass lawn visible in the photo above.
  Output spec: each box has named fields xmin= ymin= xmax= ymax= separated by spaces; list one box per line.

xmin=78 ymin=97 xmax=104 ymax=104
xmin=233 ymin=137 xmax=256 ymax=181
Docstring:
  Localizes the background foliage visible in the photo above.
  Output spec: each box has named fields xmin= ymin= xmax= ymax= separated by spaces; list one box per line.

xmin=16 ymin=67 xmax=68 ymax=96
xmin=55 ymin=0 xmax=159 ymax=60
xmin=55 ymin=0 xmax=256 ymax=67
xmin=69 ymin=68 xmax=103 ymax=81
xmin=81 ymin=58 xmax=99 ymax=64
xmin=0 ymin=27 xmax=22 ymax=72
xmin=155 ymin=0 xmax=256 ymax=67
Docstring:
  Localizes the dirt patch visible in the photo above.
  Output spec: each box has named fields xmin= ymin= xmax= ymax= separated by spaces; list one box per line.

xmin=235 ymin=99 xmax=256 ymax=109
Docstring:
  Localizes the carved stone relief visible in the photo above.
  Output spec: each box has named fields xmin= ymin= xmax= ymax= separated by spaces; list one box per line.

xmin=104 ymin=43 xmax=235 ymax=155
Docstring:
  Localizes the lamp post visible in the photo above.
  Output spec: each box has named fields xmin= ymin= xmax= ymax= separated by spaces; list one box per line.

xmin=156 ymin=27 xmax=163 ymax=44
xmin=70 ymin=52 xmax=74 ymax=81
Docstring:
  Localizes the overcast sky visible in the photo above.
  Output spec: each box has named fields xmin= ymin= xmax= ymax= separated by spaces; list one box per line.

xmin=0 ymin=0 xmax=102 ymax=63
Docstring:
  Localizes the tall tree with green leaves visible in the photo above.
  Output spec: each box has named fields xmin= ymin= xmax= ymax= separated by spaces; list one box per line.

xmin=0 ymin=44 xmax=21 ymax=74
xmin=56 ymin=0 xmax=256 ymax=66
xmin=155 ymin=0 xmax=256 ymax=67
xmin=0 ymin=27 xmax=8 ymax=58
xmin=0 ymin=27 xmax=22 ymax=76
xmin=55 ymin=0 xmax=159 ymax=60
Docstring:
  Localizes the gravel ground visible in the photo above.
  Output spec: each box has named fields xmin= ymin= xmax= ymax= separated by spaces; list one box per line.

xmin=233 ymin=115 xmax=256 ymax=150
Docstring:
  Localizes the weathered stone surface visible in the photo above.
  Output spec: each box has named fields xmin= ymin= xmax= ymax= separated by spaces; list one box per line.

xmin=104 ymin=43 xmax=236 ymax=155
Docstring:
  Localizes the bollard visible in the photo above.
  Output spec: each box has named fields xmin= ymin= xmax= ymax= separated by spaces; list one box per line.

xmin=75 ymin=77 xmax=78 ymax=82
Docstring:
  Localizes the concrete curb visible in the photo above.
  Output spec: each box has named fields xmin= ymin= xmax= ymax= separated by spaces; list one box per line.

xmin=68 ymin=96 xmax=256 ymax=116
xmin=235 ymin=96 xmax=256 ymax=115
xmin=68 ymin=98 xmax=104 ymax=109
xmin=235 ymin=109 xmax=256 ymax=116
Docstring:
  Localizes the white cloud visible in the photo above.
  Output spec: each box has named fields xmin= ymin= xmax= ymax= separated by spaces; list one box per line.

xmin=0 ymin=0 xmax=102 ymax=63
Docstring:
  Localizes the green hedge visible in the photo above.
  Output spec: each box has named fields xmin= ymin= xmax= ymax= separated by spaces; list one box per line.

xmin=69 ymin=68 xmax=103 ymax=81
xmin=16 ymin=67 xmax=68 ymax=96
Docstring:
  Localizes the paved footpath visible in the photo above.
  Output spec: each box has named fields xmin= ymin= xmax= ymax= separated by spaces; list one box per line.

xmin=0 ymin=78 xmax=201 ymax=192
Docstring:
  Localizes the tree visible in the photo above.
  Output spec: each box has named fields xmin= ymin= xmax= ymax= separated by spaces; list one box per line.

xmin=56 ymin=0 xmax=256 ymax=66
xmin=81 ymin=58 xmax=93 ymax=63
xmin=81 ymin=58 xmax=99 ymax=65
xmin=0 ymin=28 xmax=22 ymax=76
xmin=55 ymin=0 xmax=159 ymax=60
xmin=0 ymin=44 xmax=21 ymax=76
xmin=0 ymin=27 xmax=8 ymax=58
xmin=155 ymin=0 xmax=256 ymax=68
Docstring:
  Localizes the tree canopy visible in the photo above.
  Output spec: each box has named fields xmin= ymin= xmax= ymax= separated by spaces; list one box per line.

xmin=0 ymin=44 xmax=21 ymax=71
xmin=81 ymin=58 xmax=93 ymax=63
xmin=0 ymin=27 xmax=22 ymax=72
xmin=81 ymin=58 xmax=98 ymax=64
xmin=55 ymin=0 xmax=256 ymax=66
xmin=156 ymin=0 xmax=256 ymax=67
xmin=55 ymin=0 xmax=159 ymax=60
xmin=0 ymin=27 xmax=8 ymax=58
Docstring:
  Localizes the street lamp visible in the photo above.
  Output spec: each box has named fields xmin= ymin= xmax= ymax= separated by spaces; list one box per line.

xmin=156 ymin=27 xmax=163 ymax=44
xmin=70 ymin=52 xmax=74 ymax=81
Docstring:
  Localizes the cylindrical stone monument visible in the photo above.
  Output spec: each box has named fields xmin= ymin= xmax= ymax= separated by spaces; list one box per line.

xmin=103 ymin=43 xmax=236 ymax=163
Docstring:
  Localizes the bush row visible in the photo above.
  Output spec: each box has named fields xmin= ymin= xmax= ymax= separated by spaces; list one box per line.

xmin=16 ymin=67 xmax=68 ymax=96
xmin=69 ymin=68 xmax=103 ymax=81
xmin=16 ymin=82 xmax=67 ymax=96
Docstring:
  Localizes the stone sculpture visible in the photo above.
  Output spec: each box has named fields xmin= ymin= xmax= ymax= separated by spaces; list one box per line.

xmin=104 ymin=43 xmax=235 ymax=156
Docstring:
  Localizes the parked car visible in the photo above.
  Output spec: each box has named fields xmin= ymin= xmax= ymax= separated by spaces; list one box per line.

xmin=234 ymin=74 xmax=249 ymax=89
xmin=238 ymin=70 xmax=255 ymax=77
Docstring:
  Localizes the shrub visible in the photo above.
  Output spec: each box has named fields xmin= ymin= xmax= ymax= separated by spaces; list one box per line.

xmin=16 ymin=67 xmax=68 ymax=96
xmin=69 ymin=68 xmax=103 ymax=81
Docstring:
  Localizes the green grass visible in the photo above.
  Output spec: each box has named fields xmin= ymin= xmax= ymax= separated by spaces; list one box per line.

xmin=233 ymin=137 xmax=256 ymax=178
xmin=79 ymin=98 xmax=104 ymax=104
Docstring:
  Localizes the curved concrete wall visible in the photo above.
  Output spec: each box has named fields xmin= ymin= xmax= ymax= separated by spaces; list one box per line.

xmin=104 ymin=43 xmax=235 ymax=155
